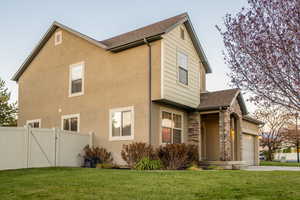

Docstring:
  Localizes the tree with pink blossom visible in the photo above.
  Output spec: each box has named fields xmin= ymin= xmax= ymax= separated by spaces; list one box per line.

xmin=217 ymin=0 xmax=300 ymax=111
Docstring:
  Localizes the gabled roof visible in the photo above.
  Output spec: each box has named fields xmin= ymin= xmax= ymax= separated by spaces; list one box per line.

xmin=12 ymin=13 xmax=212 ymax=82
xmin=101 ymin=13 xmax=187 ymax=49
xmin=12 ymin=21 xmax=107 ymax=81
xmin=100 ymin=13 xmax=212 ymax=73
xmin=198 ymin=88 xmax=248 ymax=115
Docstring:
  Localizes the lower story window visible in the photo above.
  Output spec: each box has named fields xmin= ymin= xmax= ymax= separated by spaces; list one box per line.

xmin=26 ymin=119 xmax=41 ymax=128
xmin=62 ymin=114 xmax=79 ymax=132
xmin=161 ymin=111 xmax=183 ymax=144
xmin=110 ymin=106 xmax=134 ymax=141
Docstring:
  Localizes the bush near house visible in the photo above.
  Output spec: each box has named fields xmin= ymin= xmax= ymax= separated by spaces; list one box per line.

xmin=83 ymin=145 xmax=113 ymax=168
xmin=134 ymin=157 xmax=162 ymax=170
xmin=121 ymin=142 xmax=157 ymax=168
xmin=157 ymin=143 xmax=199 ymax=170
xmin=121 ymin=142 xmax=199 ymax=170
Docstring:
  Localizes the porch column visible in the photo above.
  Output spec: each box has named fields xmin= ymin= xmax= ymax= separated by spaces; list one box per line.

xmin=219 ymin=110 xmax=232 ymax=161
xmin=187 ymin=112 xmax=201 ymax=160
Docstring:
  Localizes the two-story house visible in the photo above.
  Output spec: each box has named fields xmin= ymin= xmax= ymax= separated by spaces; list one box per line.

xmin=12 ymin=13 xmax=262 ymax=167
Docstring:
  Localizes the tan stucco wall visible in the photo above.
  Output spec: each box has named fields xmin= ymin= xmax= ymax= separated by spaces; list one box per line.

xmin=242 ymin=120 xmax=259 ymax=135
xmin=18 ymin=28 xmax=161 ymax=163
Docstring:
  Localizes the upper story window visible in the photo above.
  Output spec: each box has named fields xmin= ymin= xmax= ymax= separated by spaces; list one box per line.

xmin=109 ymin=106 xmax=134 ymax=141
xmin=161 ymin=111 xmax=183 ymax=144
xmin=177 ymin=51 xmax=188 ymax=85
xmin=26 ymin=119 xmax=41 ymax=128
xmin=54 ymin=31 xmax=62 ymax=46
xmin=69 ymin=62 xmax=84 ymax=97
xmin=180 ymin=28 xmax=185 ymax=40
xmin=62 ymin=114 xmax=79 ymax=132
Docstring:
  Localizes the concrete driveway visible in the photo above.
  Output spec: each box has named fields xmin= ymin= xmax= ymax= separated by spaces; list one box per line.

xmin=245 ymin=166 xmax=300 ymax=171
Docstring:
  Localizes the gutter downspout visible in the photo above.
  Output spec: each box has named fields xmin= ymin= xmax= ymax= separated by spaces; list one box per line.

xmin=144 ymin=38 xmax=152 ymax=145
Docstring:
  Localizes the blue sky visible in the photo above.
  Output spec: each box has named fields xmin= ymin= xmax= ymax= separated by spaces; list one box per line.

xmin=0 ymin=0 xmax=255 ymax=111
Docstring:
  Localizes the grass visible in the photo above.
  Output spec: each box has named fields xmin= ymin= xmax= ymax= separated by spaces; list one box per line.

xmin=1 ymin=168 xmax=300 ymax=200
xmin=260 ymin=161 xmax=300 ymax=167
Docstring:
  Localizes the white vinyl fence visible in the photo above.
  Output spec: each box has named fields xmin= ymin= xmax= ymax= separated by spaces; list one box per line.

xmin=0 ymin=127 xmax=93 ymax=170
xmin=274 ymin=153 xmax=300 ymax=162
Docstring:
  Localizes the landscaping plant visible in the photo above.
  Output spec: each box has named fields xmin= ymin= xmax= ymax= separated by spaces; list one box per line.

xmin=83 ymin=145 xmax=113 ymax=168
xmin=157 ymin=144 xmax=199 ymax=170
xmin=134 ymin=157 xmax=162 ymax=170
xmin=121 ymin=142 xmax=157 ymax=168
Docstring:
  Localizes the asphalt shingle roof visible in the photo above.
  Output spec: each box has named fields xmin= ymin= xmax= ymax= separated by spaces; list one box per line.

xmin=100 ymin=13 xmax=188 ymax=49
xmin=199 ymin=88 xmax=240 ymax=110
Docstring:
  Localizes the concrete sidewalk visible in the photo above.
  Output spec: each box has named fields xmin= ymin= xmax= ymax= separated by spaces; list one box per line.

xmin=245 ymin=166 xmax=300 ymax=171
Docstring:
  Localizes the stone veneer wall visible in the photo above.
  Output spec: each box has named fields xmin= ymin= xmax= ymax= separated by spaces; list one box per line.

xmin=219 ymin=99 xmax=243 ymax=161
xmin=219 ymin=110 xmax=231 ymax=161
xmin=187 ymin=112 xmax=201 ymax=145
xmin=187 ymin=112 xmax=201 ymax=160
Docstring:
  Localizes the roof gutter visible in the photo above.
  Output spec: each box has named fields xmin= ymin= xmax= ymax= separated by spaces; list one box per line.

xmin=108 ymin=34 xmax=162 ymax=52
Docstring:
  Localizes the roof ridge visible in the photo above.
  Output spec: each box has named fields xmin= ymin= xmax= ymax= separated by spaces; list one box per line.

xmin=100 ymin=12 xmax=188 ymax=43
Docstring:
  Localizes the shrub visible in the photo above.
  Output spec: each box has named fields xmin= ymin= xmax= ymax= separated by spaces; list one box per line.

xmin=134 ymin=157 xmax=162 ymax=170
xmin=83 ymin=145 xmax=113 ymax=168
xmin=121 ymin=142 xmax=157 ymax=168
xmin=157 ymin=144 xmax=199 ymax=170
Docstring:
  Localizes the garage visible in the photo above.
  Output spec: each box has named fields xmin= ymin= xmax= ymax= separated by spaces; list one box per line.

xmin=242 ymin=134 xmax=255 ymax=165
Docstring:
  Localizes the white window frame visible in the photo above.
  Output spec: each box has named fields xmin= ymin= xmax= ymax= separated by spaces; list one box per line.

xmin=54 ymin=31 xmax=62 ymax=46
xmin=160 ymin=109 xmax=184 ymax=145
xmin=26 ymin=119 xmax=41 ymax=128
xmin=177 ymin=50 xmax=189 ymax=87
xmin=61 ymin=114 xmax=80 ymax=132
xmin=69 ymin=62 xmax=85 ymax=97
xmin=109 ymin=106 xmax=134 ymax=141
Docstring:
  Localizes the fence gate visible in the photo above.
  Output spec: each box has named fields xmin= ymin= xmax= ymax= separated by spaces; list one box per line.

xmin=28 ymin=128 xmax=57 ymax=168
xmin=0 ymin=127 xmax=93 ymax=170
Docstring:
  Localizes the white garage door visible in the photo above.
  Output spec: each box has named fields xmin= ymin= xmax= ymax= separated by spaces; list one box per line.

xmin=242 ymin=134 xmax=255 ymax=165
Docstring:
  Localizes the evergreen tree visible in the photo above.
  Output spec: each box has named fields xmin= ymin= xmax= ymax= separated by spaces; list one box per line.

xmin=0 ymin=78 xmax=17 ymax=126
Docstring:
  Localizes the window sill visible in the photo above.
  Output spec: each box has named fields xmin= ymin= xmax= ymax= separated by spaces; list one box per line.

xmin=69 ymin=92 xmax=84 ymax=98
xmin=109 ymin=136 xmax=134 ymax=141
xmin=177 ymin=80 xmax=189 ymax=88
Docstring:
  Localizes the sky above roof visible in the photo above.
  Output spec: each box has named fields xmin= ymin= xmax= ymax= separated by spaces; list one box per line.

xmin=0 ymin=0 xmax=255 ymax=112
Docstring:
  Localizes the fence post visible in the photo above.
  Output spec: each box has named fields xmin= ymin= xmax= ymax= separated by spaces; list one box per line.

xmin=24 ymin=125 xmax=30 ymax=169
xmin=54 ymin=128 xmax=60 ymax=167
xmin=53 ymin=128 xmax=57 ymax=167
xmin=89 ymin=132 xmax=94 ymax=147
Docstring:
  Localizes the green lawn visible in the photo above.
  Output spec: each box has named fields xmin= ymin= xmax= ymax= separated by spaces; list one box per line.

xmin=1 ymin=168 xmax=300 ymax=200
xmin=260 ymin=161 xmax=300 ymax=167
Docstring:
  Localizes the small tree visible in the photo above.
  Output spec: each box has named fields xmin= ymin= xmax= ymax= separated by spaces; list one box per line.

xmin=282 ymin=119 xmax=300 ymax=162
xmin=0 ymin=78 xmax=17 ymax=126
xmin=255 ymin=105 xmax=292 ymax=161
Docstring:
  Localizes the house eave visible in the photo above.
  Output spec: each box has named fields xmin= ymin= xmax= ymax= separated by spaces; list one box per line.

xmin=107 ymin=34 xmax=163 ymax=52
xmin=153 ymin=99 xmax=198 ymax=112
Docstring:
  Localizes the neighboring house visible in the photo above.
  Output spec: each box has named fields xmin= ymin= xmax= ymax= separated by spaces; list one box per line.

xmin=12 ymin=13 xmax=262 ymax=166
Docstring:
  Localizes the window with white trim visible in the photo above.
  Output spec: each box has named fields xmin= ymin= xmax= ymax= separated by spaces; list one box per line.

xmin=110 ymin=106 xmax=134 ymax=140
xmin=62 ymin=114 xmax=79 ymax=132
xmin=161 ymin=111 xmax=183 ymax=144
xmin=26 ymin=119 xmax=41 ymax=128
xmin=69 ymin=62 xmax=84 ymax=97
xmin=54 ymin=31 xmax=62 ymax=46
xmin=177 ymin=51 xmax=188 ymax=85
